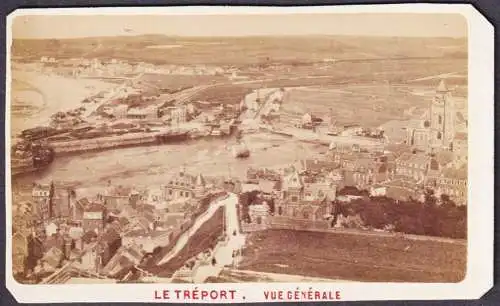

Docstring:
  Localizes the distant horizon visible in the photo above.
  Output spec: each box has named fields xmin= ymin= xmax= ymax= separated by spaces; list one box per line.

xmin=12 ymin=33 xmax=469 ymax=41
xmin=11 ymin=13 xmax=467 ymax=39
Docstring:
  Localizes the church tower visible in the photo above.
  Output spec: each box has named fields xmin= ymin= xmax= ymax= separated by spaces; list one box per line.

xmin=429 ymin=79 xmax=455 ymax=149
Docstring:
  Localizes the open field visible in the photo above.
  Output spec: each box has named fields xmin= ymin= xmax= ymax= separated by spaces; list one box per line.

xmin=145 ymin=207 xmax=224 ymax=277
xmin=136 ymin=73 xmax=229 ymax=92
xmin=279 ymin=84 xmax=429 ymax=128
xmin=190 ymin=84 xmax=254 ymax=105
xmin=12 ymin=35 xmax=466 ymax=65
xmin=238 ymin=229 xmax=466 ymax=282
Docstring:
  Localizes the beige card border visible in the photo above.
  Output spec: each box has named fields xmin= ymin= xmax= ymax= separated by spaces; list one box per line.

xmin=4 ymin=4 xmax=494 ymax=303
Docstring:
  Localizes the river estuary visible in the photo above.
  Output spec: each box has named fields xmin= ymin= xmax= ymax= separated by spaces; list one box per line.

xmin=12 ymin=132 xmax=327 ymax=197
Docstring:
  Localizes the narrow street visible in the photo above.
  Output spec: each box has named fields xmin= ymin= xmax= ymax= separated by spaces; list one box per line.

xmin=191 ymin=193 xmax=245 ymax=283
xmin=154 ymin=192 xmax=245 ymax=283
xmin=157 ymin=193 xmax=238 ymax=266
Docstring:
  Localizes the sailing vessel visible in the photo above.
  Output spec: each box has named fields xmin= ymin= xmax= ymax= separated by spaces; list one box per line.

xmin=11 ymin=141 xmax=55 ymax=177
xmin=326 ymin=108 xmax=341 ymax=136
xmin=231 ymin=139 xmax=250 ymax=158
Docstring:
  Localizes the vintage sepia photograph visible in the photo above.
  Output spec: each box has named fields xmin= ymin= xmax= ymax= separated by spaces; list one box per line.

xmin=4 ymin=5 xmax=494 ymax=303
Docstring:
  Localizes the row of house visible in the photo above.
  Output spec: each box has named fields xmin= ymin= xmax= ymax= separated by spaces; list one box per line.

xmin=240 ymin=144 xmax=467 ymax=231
xmin=21 ymin=167 xmax=218 ymax=281
xmin=101 ymin=103 xmax=194 ymax=123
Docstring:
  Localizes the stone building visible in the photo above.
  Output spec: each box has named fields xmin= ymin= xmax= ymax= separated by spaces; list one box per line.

xmin=82 ymin=203 xmax=106 ymax=234
xmin=426 ymin=164 xmax=467 ymax=205
xmin=407 ymin=126 xmax=432 ymax=152
xmin=275 ymin=167 xmax=336 ymax=221
xmin=164 ymin=167 xmax=207 ymax=200
xmin=32 ymin=182 xmax=73 ymax=222
xmin=429 ymin=79 xmax=456 ymax=149
xmin=405 ymin=80 xmax=458 ymax=152
xmin=247 ymin=202 xmax=271 ymax=231
xmin=102 ymin=184 xmax=133 ymax=210
xmin=395 ymin=152 xmax=440 ymax=183
xmin=32 ymin=184 xmax=51 ymax=223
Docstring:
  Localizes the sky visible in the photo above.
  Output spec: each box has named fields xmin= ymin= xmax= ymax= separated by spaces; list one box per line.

xmin=11 ymin=13 xmax=467 ymax=39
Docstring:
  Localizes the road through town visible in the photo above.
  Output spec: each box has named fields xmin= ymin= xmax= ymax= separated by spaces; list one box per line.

xmin=157 ymin=193 xmax=241 ymax=266
xmin=192 ymin=192 xmax=246 ymax=283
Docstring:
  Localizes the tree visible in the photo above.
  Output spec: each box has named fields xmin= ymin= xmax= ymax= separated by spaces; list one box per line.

xmin=440 ymin=194 xmax=456 ymax=209
xmin=360 ymin=199 xmax=388 ymax=229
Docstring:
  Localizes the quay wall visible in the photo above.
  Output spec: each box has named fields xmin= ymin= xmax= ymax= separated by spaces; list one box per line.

xmin=48 ymin=132 xmax=192 ymax=156
xmin=267 ymin=127 xmax=385 ymax=151
xmin=49 ymin=132 xmax=157 ymax=154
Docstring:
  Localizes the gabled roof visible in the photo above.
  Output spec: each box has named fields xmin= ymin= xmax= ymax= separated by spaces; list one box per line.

xmin=195 ymin=173 xmax=206 ymax=186
xmin=282 ymin=169 xmax=303 ymax=190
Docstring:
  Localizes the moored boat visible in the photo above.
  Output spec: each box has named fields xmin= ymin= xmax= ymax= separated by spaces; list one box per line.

xmin=232 ymin=141 xmax=250 ymax=158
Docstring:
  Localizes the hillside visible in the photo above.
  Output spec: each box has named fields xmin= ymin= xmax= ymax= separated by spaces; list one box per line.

xmin=11 ymin=35 xmax=467 ymax=66
xmin=239 ymin=229 xmax=466 ymax=282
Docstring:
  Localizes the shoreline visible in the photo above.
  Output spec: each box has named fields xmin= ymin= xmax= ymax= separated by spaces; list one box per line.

xmin=10 ymin=70 xmax=115 ymax=135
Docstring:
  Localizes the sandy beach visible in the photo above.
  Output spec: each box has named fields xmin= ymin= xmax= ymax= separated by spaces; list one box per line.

xmin=10 ymin=70 xmax=115 ymax=136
